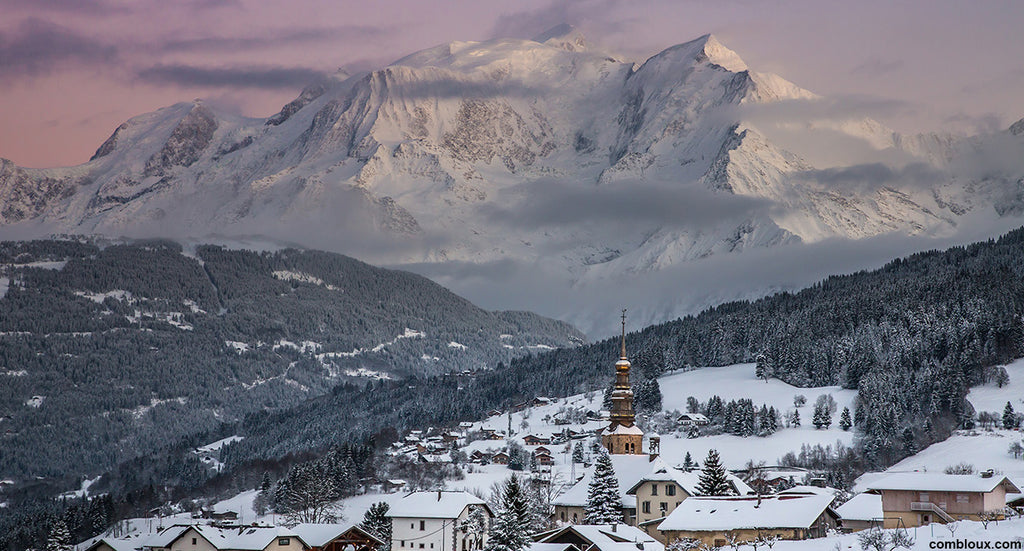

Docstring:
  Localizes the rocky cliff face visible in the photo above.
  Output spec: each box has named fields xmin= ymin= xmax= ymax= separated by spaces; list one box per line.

xmin=1 ymin=26 xmax=1022 ymax=332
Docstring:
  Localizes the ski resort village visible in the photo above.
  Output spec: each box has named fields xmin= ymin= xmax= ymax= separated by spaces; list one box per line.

xmin=58 ymin=322 xmax=1024 ymax=551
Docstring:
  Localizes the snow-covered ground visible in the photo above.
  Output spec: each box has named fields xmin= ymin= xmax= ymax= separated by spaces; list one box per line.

xmin=966 ymin=357 xmax=1024 ymax=415
xmin=772 ymin=517 xmax=1024 ymax=550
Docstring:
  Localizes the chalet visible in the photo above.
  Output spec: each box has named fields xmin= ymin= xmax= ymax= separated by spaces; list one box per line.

xmin=835 ymin=492 xmax=883 ymax=532
xmin=459 ymin=422 xmax=475 ymax=430
xmin=511 ymin=401 xmax=531 ymax=413
xmin=487 ymin=409 xmax=502 ymax=417
xmin=532 ymin=524 xmax=663 ymax=551
xmin=532 ymin=397 xmax=553 ymax=407
xmin=628 ymin=463 xmax=753 ymax=531
xmin=865 ymin=472 xmax=1021 ymax=528
xmin=675 ymin=413 xmax=709 ymax=427
xmin=523 ymin=435 xmax=551 ymax=446
xmin=469 ymin=451 xmax=492 ymax=464
xmin=82 ymin=535 xmax=145 ymax=551
xmin=388 ymin=492 xmax=493 ymax=551
xmin=143 ymin=525 xmax=310 ymax=551
xmin=384 ymin=479 xmax=408 ymax=493
xmin=553 ymin=455 xmax=656 ymax=525
xmin=492 ymin=452 xmax=510 ymax=465
xmin=536 ymin=453 xmax=555 ymax=467
xmin=291 ymin=525 xmax=381 ymax=551
xmin=656 ymin=495 xmax=839 ymax=547
xmin=535 ymin=446 xmax=552 ymax=456
xmin=442 ymin=432 xmax=462 ymax=444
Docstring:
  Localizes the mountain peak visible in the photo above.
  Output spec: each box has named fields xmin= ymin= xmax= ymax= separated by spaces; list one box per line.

xmin=532 ymin=23 xmax=587 ymax=52
xmin=1010 ymin=117 xmax=1024 ymax=136
xmin=691 ymin=33 xmax=747 ymax=71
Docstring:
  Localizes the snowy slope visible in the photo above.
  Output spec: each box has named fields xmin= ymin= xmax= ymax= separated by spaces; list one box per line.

xmin=3 ymin=27 xmax=1024 ymax=333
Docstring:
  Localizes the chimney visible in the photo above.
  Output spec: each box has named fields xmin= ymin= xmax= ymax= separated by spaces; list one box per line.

xmin=611 ymin=524 xmax=616 ymax=532
xmin=438 ymin=490 xmax=443 ymax=500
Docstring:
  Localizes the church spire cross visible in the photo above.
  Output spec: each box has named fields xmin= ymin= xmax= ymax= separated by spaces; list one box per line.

xmin=620 ymin=308 xmax=627 ymax=359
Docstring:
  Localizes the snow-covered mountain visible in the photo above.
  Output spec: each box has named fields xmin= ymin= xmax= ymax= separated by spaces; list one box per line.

xmin=2 ymin=26 xmax=1023 ymax=334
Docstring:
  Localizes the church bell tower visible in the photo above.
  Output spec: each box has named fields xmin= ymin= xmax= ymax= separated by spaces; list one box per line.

xmin=602 ymin=309 xmax=644 ymax=455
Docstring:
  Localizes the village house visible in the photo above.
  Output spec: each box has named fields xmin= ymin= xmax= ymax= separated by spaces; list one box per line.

xmin=655 ymin=495 xmax=838 ymax=547
xmin=523 ymin=435 xmax=551 ymax=446
xmin=864 ymin=472 xmax=1021 ymax=528
xmin=628 ymin=462 xmax=753 ymax=530
xmin=82 ymin=534 xmax=146 ymax=551
xmin=388 ymin=491 xmax=493 ymax=551
xmin=675 ymin=413 xmax=709 ymax=427
xmin=142 ymin=524 xmax=310 ymax=551
xmin=835 ymin=492 xmax=883 ymax=531
xmin=491 ymin=451 xmax=510 ymax=465
xmin=291 ymin=525 xmax=381 ymax=551
xmin=384 ymin=479 xmax=409 ymax=493
xmin=552 ymin=455 xmax=655 ymax=526
xmin=532 ymin=524 xmax=664 ymax=551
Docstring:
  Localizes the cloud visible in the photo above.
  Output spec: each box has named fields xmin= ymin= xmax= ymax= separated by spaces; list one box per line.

xmin=0 ymin=0 xmax=126 ymax=15
xmin=480 ymin=179 xmax=773 ymax=229
xmin=136 ymin=64 xmax=326 ymax=90
xmin=488 ymin=0 xmax=627 ymax=41
xmin=0 ymin=18 xmax=117 ymax=78
xmin=158 ymin=26 xmax=387 ymax=54
xmin=791 ymin=162 xmax=948 ymax=194
xmin=851 ymin=56 xmax=905 ymax=77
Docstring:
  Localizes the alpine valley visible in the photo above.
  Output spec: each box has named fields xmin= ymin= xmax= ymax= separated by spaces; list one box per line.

xmin=3 ymin=26 xmax=1024 ymax=334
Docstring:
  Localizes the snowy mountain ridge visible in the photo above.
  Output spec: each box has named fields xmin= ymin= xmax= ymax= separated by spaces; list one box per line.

xmin=1 ymin=26 xmax=1023 ymax=334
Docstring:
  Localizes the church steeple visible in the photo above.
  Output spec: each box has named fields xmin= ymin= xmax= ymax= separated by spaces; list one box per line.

xmin=603 ymin=309 xmax=644 ymax=455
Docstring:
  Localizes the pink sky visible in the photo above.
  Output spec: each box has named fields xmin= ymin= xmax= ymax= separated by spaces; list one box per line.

xmin=2 ymin=0 xmax=1023 ymax=168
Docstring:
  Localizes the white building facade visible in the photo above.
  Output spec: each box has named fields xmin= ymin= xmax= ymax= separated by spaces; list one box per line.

xmin=389 ymin=492 xmax=492 ymax=551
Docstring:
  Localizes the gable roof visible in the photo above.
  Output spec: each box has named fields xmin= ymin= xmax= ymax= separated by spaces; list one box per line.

xmin=624 ymin=461 xmax=753 ymax=497
xmin=537 ymin=524 xmax=663 ymax=551
xmin=387 ymin=491 xmax=490 ymax=519
xmin=82 ymin=535 xmax=145 ymax=551
xmin=835 ymin=492 xmax=883 ymax=522
xmin=552 ymin=455 xmax=657 ymax=509
xmin=290 ymin=525 xmax=381 ymax=549
xmin=865 ymin=473 xmax=1021 ymax=494
xmin=143 ymin=526 xmax=194 ymax=549
xmin=657 ymin=495 xmax=836 ymax=531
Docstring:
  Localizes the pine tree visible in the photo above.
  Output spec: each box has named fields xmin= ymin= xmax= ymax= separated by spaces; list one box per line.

xmin=362 ymin=502 xmax=392 ymax=551
xmin=696 ymin=449 xmax=732 ymax=496
xmin=572 ymin=442 xmax=584 ymax=464
xmin=260 ymin=472 xmax=272 ymax=492
xmin=768 ymin=407 xmax=779 ymax=433
xmin=812 ymin=402 xmax=832 ymax=429
xmin=789 ymin=408 xmax=801 ymax=427
xmin=46 ymin=520 xmax=72 ymax=551
xmin=683 ymin=452 xmax=694 ymax=470
xmin=902 ymin=427 xmax=917 ymax=456
xmin=460 ymin=506 xmax=489 ymax=551
xmin=1004 ymin=401 xmax=1018 ymax=429
xmin=839 ymin=407 xmax=852 ymax=431
xmin=584 ymin=451 xmax=621 ymax=524
xmin=486 ymin=475 xmax=530 ymax=551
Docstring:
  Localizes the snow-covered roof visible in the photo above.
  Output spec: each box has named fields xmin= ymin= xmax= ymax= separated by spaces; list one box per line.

xmin=657 ymin=495 xmax=835 ymax=531
xmin=677 ymin=413 xmax=708 ymax=421
xmin=778 ymin=485 xmax=838 ymax=497
xmin=537 ymin=524 xmax=663 ymax=551
xmin=552 ymin=455 xmax=657 ymax=509
xmin=387 ymin=491 xmax=489 ymax=519
xmin=82 ymin=535 xmax=145 ymax=551
xmin=219 ymin=525 xmax=303 ymax=550
xmin=605 ymin=424 xmax=644 ymax=436
xmin=624 ymin=460 xmax=752 ymax=497
xmin=291 ymin=525 xmax=381 ymax=548
xmin=143 ymin=525 xmax=192 ymax=548
xmin=529 ymin=544 xmax=574 ymax=551
xmin=866 ymin=473 xmax=1020 ymax=494
xmin=836 ymin=493 xmax=882 ymax=522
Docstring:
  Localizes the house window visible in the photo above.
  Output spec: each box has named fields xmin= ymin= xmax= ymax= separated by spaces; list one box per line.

xmin=560 ymin=511 xmax=566 ymax=521
xmin=651 ymin=484 xmax=658 ymax=496
xmin=419 ymin=545 xmax=425 ymax=549
xmin=420 ymin=521 xmax=426 ymax=531
xmin=572 ymin=513 xmax=578 ymax=523
xmin=401 ymin=542 xmax=405 ymax=547
xmin=666 ymin=485 xmax=676 ymax=496
xmin=279 ymin=539 xmax=290 ymax=546
xmin=430 ymin=545 xmax=434 ymax=549
xmin=192 ymin=539 xmax=197 ymax=546
xmin=919 ymin=492 xmax=929 ymax=502
xmin=659 ymin=502 xmax=668 ymax=514
xmin=956 ymin=494 xmax=969 ymax=503
xmin=411 ymin=523 xmax=416 ymax=529
xmin=642 ymin=501 xmax=651 ymax=514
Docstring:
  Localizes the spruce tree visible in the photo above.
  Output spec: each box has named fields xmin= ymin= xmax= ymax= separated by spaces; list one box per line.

xmin=361 ymin=502 xmax=392 ymax=551
xmin=584 ymin=451 xmax=621 ymax=524
xmin=696 ymin=449 xmax=732 ymax=496
xmin=1004 ymin=401 xmax=1018 ymax=429
xmin=768 ymin=407 xmax=779 ymax=433
xmin=486 ymin=475 xmax=530 ymax=551
xmin=839 ymin=407 xmax=852 ymax=431
xmin=902 ymin=427 xmax=917 ymax=456
xmin=683 ymin=452 xmax=694 ymax=470
xmin=572 ymin=442 xmax=585 ymax=464
xmin=46 ymin=520 xmax=72 ymax=551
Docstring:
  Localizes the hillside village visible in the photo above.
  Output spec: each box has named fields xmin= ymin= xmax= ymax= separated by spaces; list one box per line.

xmin=66 ymin=327 xmax=1024 ymax=551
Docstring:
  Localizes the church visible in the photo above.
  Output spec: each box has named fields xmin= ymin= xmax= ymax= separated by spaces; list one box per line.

xmin=601 ymin=310 xmax=646 ymax=456
xmin=551 ymin=311 xmax=661 ymax=525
